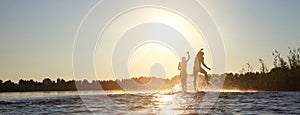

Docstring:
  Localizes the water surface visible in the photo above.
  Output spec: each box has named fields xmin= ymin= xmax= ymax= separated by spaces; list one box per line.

xmin=0 ymin=91 xmax=299 ymax=114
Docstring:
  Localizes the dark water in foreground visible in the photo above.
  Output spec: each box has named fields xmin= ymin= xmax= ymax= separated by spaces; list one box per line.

xmin=0 ymin=91 xmax=299 ymax=114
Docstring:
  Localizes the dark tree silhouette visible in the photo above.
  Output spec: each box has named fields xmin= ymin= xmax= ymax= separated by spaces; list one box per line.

xmin=273 ymin=50 xmax=288 ymax=69
xmin=223 ymin=47 xmax=300 ymax=91
xmin=287 ymin=47 xmax=300 ymax=69
xmin=0 ymin=47 xmax=299 ymax=92
xmin=43 ymin=78 xmax=52 ymax=85
xmin=259 ymin=58 xmax=268 ymax=74
xmin=246 ymin=63 xmax=253 ymax=73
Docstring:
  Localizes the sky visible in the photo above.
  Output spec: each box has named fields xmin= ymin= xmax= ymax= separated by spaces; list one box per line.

xmin=0 ymin=0 xmax=299 ymax=82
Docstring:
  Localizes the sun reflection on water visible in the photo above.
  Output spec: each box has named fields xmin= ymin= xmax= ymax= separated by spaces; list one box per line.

xmin=151 ymin=93 xmax=204 ymax=114
xmin=152 ymin=94 xmax=181 ymax=114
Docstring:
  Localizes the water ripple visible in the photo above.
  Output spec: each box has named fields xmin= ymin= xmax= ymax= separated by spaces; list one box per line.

xmin=0 ymin=91 xmax=299 ymax=114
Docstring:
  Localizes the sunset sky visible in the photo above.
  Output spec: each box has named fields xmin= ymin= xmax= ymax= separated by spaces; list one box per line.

xmin=0 ymin=0 xmax=299 ymax=82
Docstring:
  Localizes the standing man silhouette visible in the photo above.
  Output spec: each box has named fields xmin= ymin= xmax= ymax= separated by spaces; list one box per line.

xmin=178 ymin=51 xmax=190 ymax=92
xmin=193 ymin=48 xmax=211 ymax=91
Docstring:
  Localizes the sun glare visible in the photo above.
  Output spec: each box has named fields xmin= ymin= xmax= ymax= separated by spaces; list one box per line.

xmin=95 ymin=6 xmax=211 ymax=80
xmin=128 ymin=42 xmax=179 ymax=78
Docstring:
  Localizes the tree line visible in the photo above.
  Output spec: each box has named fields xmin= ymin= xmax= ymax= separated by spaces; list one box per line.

xmin=0 ymin=76 xmax=180 ymax=92
xmin=223 ymin=47 xmax=300 ymax=91
xmin=0 ymin=47 xmax=299 ymax=92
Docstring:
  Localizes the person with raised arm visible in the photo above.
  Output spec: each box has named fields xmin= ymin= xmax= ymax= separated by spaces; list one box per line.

xmin=193 ymin=48 xmax=211 ymax=91
xmin=178 ymin=51 xmax=190 ymax=92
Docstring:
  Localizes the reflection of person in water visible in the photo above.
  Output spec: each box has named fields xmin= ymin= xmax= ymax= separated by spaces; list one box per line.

xmin=178 ymin=51 xmax=190 ymax=92
xmin=193 ymin=48 xmax=211 ymax=91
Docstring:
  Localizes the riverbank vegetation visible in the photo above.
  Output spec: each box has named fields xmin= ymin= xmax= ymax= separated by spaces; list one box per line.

xmin=0 ymin=47 xmax=299 ymax=92
xmin=223 ymin=47 xmax=300 ymax=91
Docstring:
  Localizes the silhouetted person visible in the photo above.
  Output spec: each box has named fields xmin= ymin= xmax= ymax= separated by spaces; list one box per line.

xmin=178 ymin=51 xmax=190 ymax=92
xmin=193 ymin=48 xmax=211 ymax=91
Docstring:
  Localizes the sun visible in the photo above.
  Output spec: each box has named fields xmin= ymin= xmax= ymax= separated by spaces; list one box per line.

xmin=128 ymin=42 xmax=179 ymax=78
xmin=95 ymin=6 xmax=211 ymax=80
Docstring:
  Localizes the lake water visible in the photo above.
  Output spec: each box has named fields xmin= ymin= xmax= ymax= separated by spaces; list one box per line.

xmin=0 ymin=91 xmax=299 ymax=114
